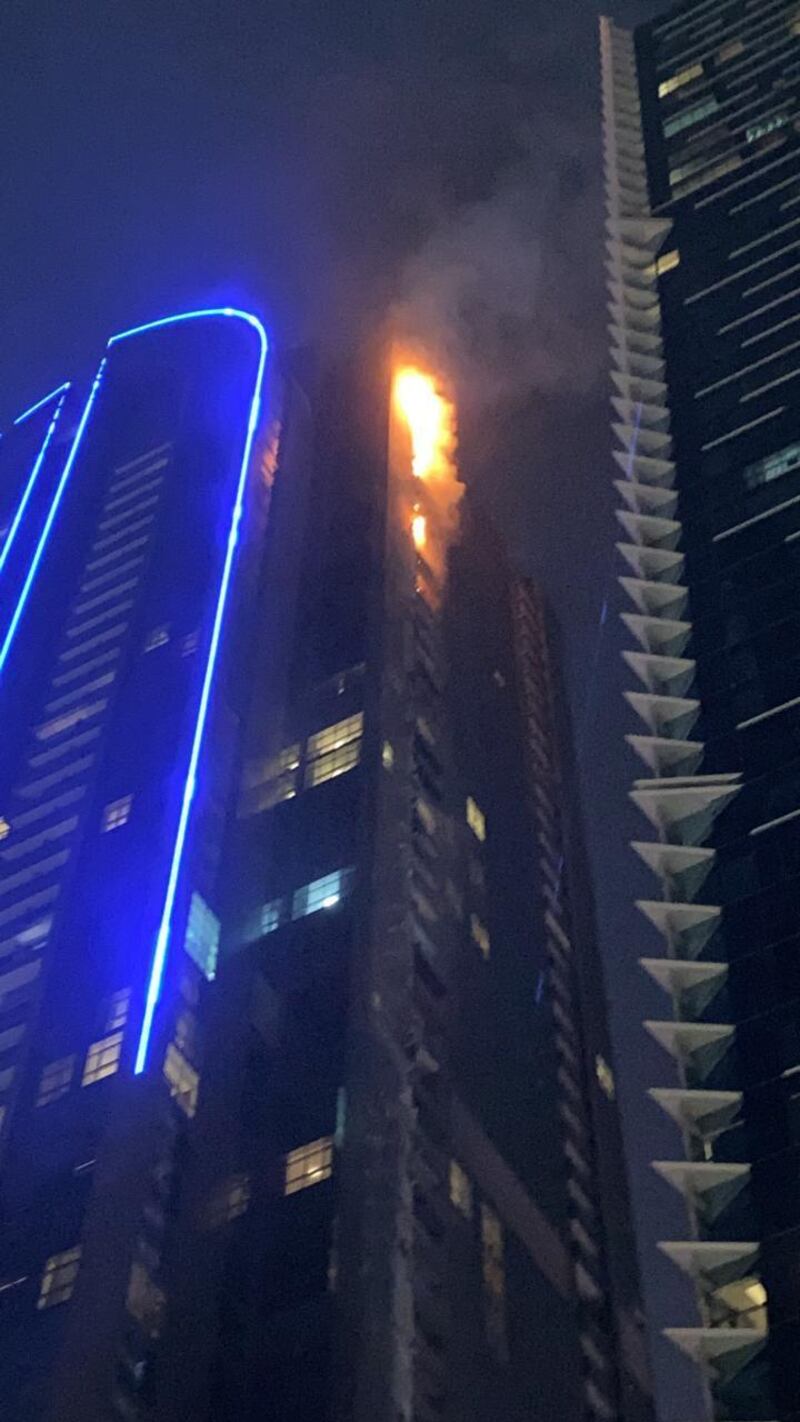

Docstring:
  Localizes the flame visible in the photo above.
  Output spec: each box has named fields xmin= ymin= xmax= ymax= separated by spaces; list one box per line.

xmin=411 ymin=512 xmax=427 ymax=549
xmin=394 ymin=368 xmax=454 ymax=480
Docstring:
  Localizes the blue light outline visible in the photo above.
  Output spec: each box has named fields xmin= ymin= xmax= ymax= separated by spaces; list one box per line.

xmin=118 ymin=307 xmax=268 ymax=1073
xmin=13 ymin=382 xmax=71 ymax=427
xmin=0 ymin=386 xmax=70 ymax=587
xmin=0 ymin=374 xmax=104 ymax=679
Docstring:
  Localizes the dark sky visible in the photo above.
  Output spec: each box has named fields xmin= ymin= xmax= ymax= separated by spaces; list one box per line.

xmin=2 ymin=0 xmax=694 ymax=1415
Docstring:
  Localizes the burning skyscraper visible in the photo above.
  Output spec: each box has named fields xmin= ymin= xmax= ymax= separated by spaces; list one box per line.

xmin=0 ymin=310 xmax=649 ymax=1421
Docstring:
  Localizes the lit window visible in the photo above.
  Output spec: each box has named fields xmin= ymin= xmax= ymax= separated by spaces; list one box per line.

xmin=105 ymin=988 xmax=131 ymax=1033
xmin=126 ymin=1260 xmax=166 ymax=1337
xmin=101 ymin=795 xmax=132 ymax=832
xmin=471 ymin=914 xmax=491 ymax=959
xmin=466 ymin=796 xmax=486 ymax=843
xmin=718 ymin=38 xmax=744 ymax=63
xmin=307 ymin=712 xmax=363 ymax=760
xmin=449 ymin=1160 xmax=473 ymax=1217
xmin=36 ymin=1055 xmax=76 ymax=1107
xmin=305 ymin=739 xmax=361 ymax=788
xmin=181 ymin=630 xmax=199 ymax=657
xmin=663 ymin=97 xmax=717 ymax=138
xmin=241 ymin=744 xmax=300 ymax=814
xmin=38 ymin=1246 xmax=81 ymax=1309
xmin=655 ymin=249 xmax=680 ymax=277
xmin=743 ymin=442 xmax=800 ymax=491
xmin=163 ymin=1042 xmax=199 ymax=1118
xmin=658 ymin=62 xmax=703 ymax=98
xmin=747 ymin=114 xmax=788 ymax=144
xmin=481 ymin=1204 xmax=508 ymax=1361
xmin=82 ymin=1031 xmax=123 ymax=1086
xmin=0 ymin=818 xmax=9 ymax=842
xmin=144 ymin=625 xmax=169 ymax=652
xmin=284 ymin=1136 xmax=334 ymax=1196
xmin=382 ymin=740 xmax=395 ymax=770
xmin=292 ymin=868 xmax=353 ymax=919
xmin=245 ymin=896 xmax=285 ymax=942
xmin=184 ymin=892 xmax=220 ymax=981
xmin=416 ymin=797 xmax=437 ymax=836
xmin=595 ymin=1054 xmax=616 ymax=1100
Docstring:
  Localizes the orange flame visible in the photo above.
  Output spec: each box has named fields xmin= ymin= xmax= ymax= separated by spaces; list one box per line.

xmin=394 ymin=368 xmax=455 ymax=480
xmin=411 ymin=512 xmax=427 ymax=549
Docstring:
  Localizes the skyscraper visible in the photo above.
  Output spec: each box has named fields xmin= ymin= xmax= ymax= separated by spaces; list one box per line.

xmin=602 ymin=3 xmax=800 ymax=1418
xmin=0 ymin=313 xmax=649 ymax=1421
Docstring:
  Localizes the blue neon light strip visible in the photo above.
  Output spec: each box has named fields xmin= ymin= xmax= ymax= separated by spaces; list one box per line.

xmin=0 ymin=374 xmax=105 ymax=680
xmin=126 ymin=308 xmax=268 ymax=1073
xmin=13 ymin=382 xmax=71 ymax=427
xmin=0 ymin=386 xmax=70 ymax=585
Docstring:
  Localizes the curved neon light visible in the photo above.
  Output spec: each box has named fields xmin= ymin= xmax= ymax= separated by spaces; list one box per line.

xmin=122 ymin=308 xmax=269 ymax=1073
xmin=13 ymin=383 xmax=71 ymax=428
xmin=0 ymin=385 xmax=70 ymax=587
xmin=0 ymin=376 xmax=103 ymax=680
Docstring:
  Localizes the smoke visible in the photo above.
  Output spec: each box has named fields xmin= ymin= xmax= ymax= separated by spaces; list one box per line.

xmin=392 ymin=155 xmax=605 ymax=415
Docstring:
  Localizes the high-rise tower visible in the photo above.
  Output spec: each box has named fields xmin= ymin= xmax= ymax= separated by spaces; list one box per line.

xmin=0 ymin=315 xmax=650 ymax=1422
xmin=602 ymin=3 xmax=800 ymax=1418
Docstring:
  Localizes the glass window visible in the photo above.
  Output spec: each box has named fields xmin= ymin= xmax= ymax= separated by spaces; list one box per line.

xmin=36 ymin=1055 xmax=76 ymax=1107
xmin=743 ymin=441 xmax=800 ymax=491
xmin=101 ymin=795 xmax=132 ymax=832
xmin=82 ymin=1031 xmax=123 ymax=1086
xmin=466 ymin=796 xmax=486 ymax=842
xmin=305 ymin=739 xmax=361 ymax=788
xmin=105 ymin=988 xmax=131 ymax=1033
xmin=207 ymin=1173 xmax=251 ymax=1227
xmin=144 ymin=625 xmax=169 ymax=652
xmin=655 ymin=249 xmax=680 ymax=277
xmin=747 ymin=114 xmax=788 ymax=144
xmin=292 ymin=868 xmax=353 ymax=919
xmin=663 ymin=96 xmax=717 ymax=137
xmin=382 ymin=740 xmax=395 ymax=770
xmin=163 ymin=1042 xmax=199 ymax=1118
xmin=658 ymin=62 xmax=703 ymax=98
xmin=181 ymin=630 xmax=199 ymax=657
xmin=449 ymin=1160 xmax=473 ymax=1217
xmin=481 ymin=1204 xmax=508 ymax=1360
xmin=307 ymin=712 xmax=363 ymax=761
xmin=284 ymin=1136 xmax=334 ymax=1196
xmin=245 ymin=896 xmax=286 ymax=942
xmin=241 ymin=744 xmax=300 ymax=814
xmin=126 ymin=1260 xmax=166 ymax=1337
xmin=0 ymin=818 xmax=9 ymax=842
xmin=595 ymin=1054 xmax=616 ymax=1100
xmin=184 ymin=892 xmax=220 ymax=981
xmin=470 ymin=914 xmax=491 ymax=959
xmin=37 ymin=1246 xmax=81 ymax=1309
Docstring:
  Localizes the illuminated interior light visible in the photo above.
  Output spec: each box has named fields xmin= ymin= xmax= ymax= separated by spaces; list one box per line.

xmin=0 ymin=386 xmax=70 ymax=589
xmin=0 ymin=818 xmax=10 ymax=841
xmin=322 ymin=894 xmax=340 ymax=909
xmin=12 ymin=383 xmax=71 ymax=427
xmin=0 ymin=374 xmax=102 ymax=682
xmin=130 ymin=308 xmax=268 ymax=1074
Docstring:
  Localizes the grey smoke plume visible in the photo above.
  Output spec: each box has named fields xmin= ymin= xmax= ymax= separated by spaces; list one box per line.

xmin=393 ymin=160 xmax=605 ymax=411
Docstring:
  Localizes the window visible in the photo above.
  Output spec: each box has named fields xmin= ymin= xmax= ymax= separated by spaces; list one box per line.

xmin=163 ymin=1042 xmax=199 ymax=1118
xmin=144 ymin=625 xmax=169 ymax=652
xmin=102 ymin=795 xmax=132 ymax=832
xmin=284 ymin=1136 xmax=333 ymax=1196
xmin=655 ymin=249 xmax=680 ymax=277
xmin=449 ymin=1160 xmax=473 ymax=1217
xmin=207 ymin=1173 xmax=251 ymax=1227
xmin=471 ymin=914 xmax=491 ymax=959
xmin=481 ymin=1205 xmax=508 ymax=1361
xmin=292 ymin=868 xmax=353 ymax=919
xmin=181 ymin=630 xmax=199 ymax=657
xmin=244 ymin=896 xmax=285 ymax=942
xmin=658 ymin=62 xmax=703 ymax=98
xmin=241 ymin=744 xmax=300 ymax=814
xmin=717 ymin=38 xmax=744 ymax=63
xmin=0 ymin=818 xmax=9 ymax=842
xmin=743 ymin=441 xmax=800 ymax=491
xmin=82 ymin=1031 xmax=123 ymax=1086
xmin=382 ymin=740 xmax=395 ymax=770
xmin=466 ymin=796 xmax=486 ymax=843
xmin=747 ymin=114 xmax=788 ymax=144
xmin=126 ymin=1260 xmax=166 ymax=1337
xmin=36 ymin=1055 xmax=76 ymax=1107
xmin=663 ymin=96 xmax=717 ymax=137
xmin=105 ymin=988 xmax=131 ymax=1033
xmin=184 ymin=892 xmax=220 ymax=982
xmin=305 ymin=713 xmax=363 ymax=788
xmin=38 ymin=1246 xmax=81 ymax=1309
xmin=595 ymin=1054 xmax=616 ymax=1100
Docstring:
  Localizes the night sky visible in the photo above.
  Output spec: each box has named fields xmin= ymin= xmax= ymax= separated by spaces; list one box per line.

xmin=2 ymin=0 xmax=691 ymax=1415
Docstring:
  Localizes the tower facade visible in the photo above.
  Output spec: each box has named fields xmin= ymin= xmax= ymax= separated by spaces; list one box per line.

xmin=0 ymin=317 xmax=649 ymax=1422
xmin=602 ymin=3 xmax=800 ymax=1418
